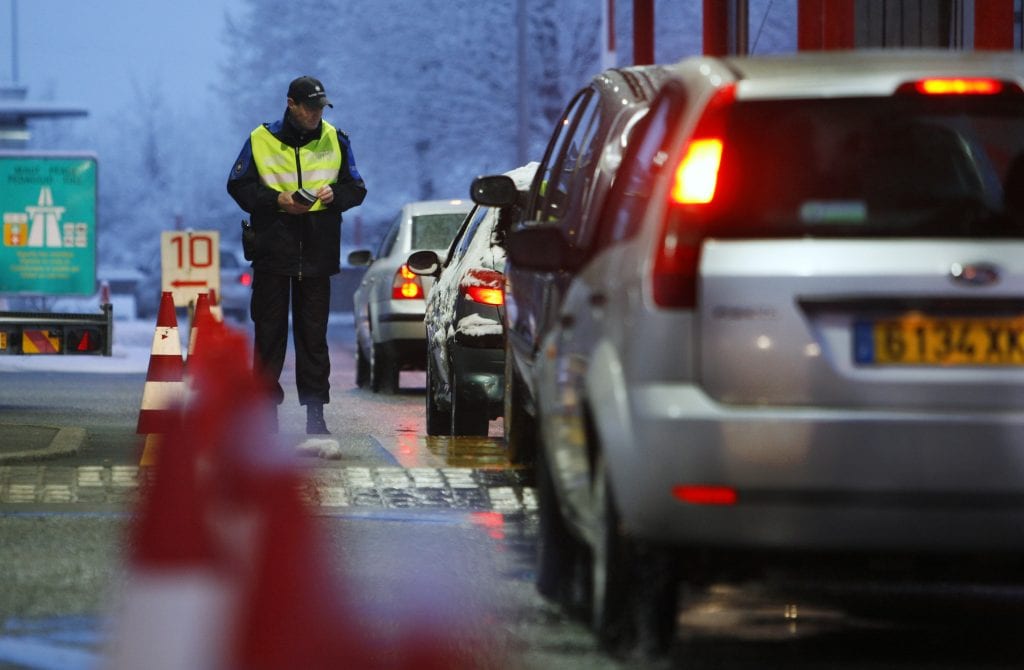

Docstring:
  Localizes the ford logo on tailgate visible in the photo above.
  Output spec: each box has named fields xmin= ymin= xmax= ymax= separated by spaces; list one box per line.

xmin=950 ymin=262 xmax=1000 ymax=287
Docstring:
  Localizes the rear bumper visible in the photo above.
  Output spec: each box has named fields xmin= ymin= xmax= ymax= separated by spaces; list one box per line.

xmin=375 ymin=311 xmax=425 ymax=344
xmin=608 ymin=384 xmax=1024 ymax=553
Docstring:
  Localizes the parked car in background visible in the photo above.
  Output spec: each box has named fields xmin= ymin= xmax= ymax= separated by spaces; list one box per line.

xmin=470 ymin=64 xmax=669 ymax=464
xmin=514 ymin=51 xmax=1024 ymax=654
xmin=349 ymin=199 xmax=472 ymax=393
xmin=217 ymin=244 xmax=252 ymax=322
xmin=408 ymin=163 xmax=538 ymax=436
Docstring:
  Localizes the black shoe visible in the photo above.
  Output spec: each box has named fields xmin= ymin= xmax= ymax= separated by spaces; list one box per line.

xmin=306 ymin=403 xmax=330 ymax=435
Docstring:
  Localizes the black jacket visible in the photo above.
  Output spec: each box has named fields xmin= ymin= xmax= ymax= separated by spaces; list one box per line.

xmin=226 ymin=110 xmax=367 ymax=277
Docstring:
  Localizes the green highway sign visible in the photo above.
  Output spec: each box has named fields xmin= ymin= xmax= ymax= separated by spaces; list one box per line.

xmin=0 ymin=153 xmax=97 ymax=295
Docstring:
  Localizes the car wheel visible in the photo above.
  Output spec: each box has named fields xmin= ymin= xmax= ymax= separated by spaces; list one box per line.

xmin=370 ymin=342 xmax=399 ymax=394
xmin=450 ymin=357 xmax=488 ymax=435
xmin=425 ymin=354 xmax=448 ymax=436
xmin=504 ymin=353 xmax=536 ymax=467
xmin=535 ymin=443 xmax=591 ymax=620
xmin=591 ymin=455 xmax=679 ymax=655
xmin=355 ymin=342 xmax=370 ymax=389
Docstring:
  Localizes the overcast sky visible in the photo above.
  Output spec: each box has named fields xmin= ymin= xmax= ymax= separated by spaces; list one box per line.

xmin=0 ymin=0 xmax=244 ymax=117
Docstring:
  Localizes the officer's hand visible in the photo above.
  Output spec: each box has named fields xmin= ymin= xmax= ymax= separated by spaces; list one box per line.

xmin=317 ymin=186 xmax=334 ymax=205
xmin=278 ymin=191 xmax=312 ymax=214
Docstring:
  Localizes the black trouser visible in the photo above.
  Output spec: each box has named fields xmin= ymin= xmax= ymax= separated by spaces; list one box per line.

xmin=250 ymin=271 xmax=331 ymax=406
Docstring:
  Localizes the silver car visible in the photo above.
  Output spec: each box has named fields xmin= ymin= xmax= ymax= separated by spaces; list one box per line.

xmin=349 ymin=199 xmax=471 ymax=393
xmin=495 ymin=51 xmax=1024 ymax=653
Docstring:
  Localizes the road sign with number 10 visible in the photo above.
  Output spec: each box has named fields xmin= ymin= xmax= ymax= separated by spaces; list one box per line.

xmin=160 ymin=230 xmax=221 ymax=308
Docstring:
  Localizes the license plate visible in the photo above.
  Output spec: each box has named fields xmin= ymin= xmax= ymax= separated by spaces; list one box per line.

xmin=853 ymin=316 xmax=1024 ymax=366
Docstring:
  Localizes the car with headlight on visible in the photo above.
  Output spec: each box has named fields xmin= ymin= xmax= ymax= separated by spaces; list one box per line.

xmin=348 ymin=199 xmax=471 ymax=393
xmin=407 ymin=163 xmax=537 ymax=437
xmin=506 ymin=50 xmax=1024 ymax=654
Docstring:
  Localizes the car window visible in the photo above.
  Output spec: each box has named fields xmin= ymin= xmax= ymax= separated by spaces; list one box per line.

xmin=701 ymin=95 xmax=1024 ymax=238
xmin=527 ymin=88 xmax=596 ymax=225
xmin=448 ymin=206 xmax=488 ymax=266
xmin=411 ymin=212 xmax=468 ymax=250
xmin=600 ymin=82 xmax=688 ymax=246
xmin=377 ymin=213 xmax=401 ymax=257
xmin=553 ymin=98 xmax=605 ymax=249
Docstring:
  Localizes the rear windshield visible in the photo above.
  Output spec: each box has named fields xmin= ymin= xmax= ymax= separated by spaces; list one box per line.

xmin=411 ymin=213 xmax=468 ymax=249
xmin=709 ymin=95 xmax=1024 ymax=238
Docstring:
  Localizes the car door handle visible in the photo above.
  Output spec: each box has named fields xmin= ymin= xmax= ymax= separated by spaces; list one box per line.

xmin=560 ymin=313 xmax=575 ymax=328
xmin=589 ymin=293 xmax=608 ymax=308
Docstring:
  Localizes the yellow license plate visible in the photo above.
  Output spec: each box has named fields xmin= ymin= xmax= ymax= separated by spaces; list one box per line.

xmin=855 ymin=316 xmax=1024 ymax=366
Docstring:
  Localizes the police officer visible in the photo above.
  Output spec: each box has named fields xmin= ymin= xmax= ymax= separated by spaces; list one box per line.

xmin=227 ymin=75 xmax=366 ymax=434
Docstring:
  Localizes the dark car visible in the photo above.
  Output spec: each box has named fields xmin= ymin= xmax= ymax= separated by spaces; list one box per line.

xmin=470 ymin=65 xmax=669 ymax=463
xmin=408 ymin=163 xmax=537 ymax=436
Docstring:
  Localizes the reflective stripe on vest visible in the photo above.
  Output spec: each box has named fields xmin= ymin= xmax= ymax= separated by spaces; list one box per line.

xmin=250 ymin=121 xmax=343 ymax=212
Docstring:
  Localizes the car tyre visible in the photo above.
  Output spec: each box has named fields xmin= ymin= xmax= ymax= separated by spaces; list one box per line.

xmin=591 ymin=455 xmax=679 ymax=656
xmin=425 ymin=355 xmax=449 ymax=436
xmin=451 ymin=357 xmax=488 ymax=435
xmin=504 ymin=353 xmax=536 ymax=467
xmin=535 ymin=444 xmax=591 ymax=620
xmin=371 ymin=342 xmax=399 ymax=394
xmin=355 ymin=342 xmax=370 ymax=389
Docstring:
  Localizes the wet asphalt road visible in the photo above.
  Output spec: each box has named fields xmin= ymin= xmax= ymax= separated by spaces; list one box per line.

xmin=2 ymin=316 xmax=1024 ymax=668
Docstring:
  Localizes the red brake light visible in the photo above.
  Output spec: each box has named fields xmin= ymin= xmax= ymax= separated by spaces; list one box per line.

xmin=239 ymin=271 xmax=252 ymax=287
xmin=654 ymin=84 xmax=736 ymax=308
xmin=671 ymin=138 xmax=723 ymax=204
xmin=672 ymin=485 xmax=737 ymax=505
xmin=912 ymin=77 xmax=1004 ymax=96
xmin=391 ymin=264 xmax=424 ymax=300
xmin=461 ymin=269 xmax=504 ymax=306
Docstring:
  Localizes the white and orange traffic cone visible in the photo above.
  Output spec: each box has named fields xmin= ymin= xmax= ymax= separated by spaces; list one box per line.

xmin=186 ymin=292 xmax=214 ymax=364
xmin=137 ymin=291 xmax=185 ymax=466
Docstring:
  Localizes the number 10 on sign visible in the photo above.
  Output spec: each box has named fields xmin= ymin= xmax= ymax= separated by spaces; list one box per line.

xmin=161 ymin=230 xmax=221 ymax=308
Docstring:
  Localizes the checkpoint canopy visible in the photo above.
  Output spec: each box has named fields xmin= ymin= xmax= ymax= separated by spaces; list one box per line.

xmin=161 ymin=230 xmax=222 ymax=308
xmin=0 ymin=153 xmax=97 ymax=295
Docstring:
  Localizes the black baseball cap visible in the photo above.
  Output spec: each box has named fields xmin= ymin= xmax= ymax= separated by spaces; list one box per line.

xmin=287 ymin=76 xmax=333 ymax=109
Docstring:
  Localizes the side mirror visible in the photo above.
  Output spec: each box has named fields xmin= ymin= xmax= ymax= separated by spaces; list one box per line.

xmin=406 ymin=249 xmax=441 ymax=277
xmin=347 ymin=249 xmax=373 ymax=266
xmin=506 ymin=224 xmax=570 ymax=272
xmin=471 ymin=175 xmax=519 ymax=208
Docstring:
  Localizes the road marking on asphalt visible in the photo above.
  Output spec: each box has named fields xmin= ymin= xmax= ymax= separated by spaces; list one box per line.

xmin=0 ymin=465 xmax=537 ymax=514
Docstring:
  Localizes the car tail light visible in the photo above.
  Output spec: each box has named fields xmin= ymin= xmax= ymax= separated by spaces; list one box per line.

xmin=654 ymin=84 xmax=736 ymax=308
xmin=239 ymin=271 xmax=252 ymax=287
xmin=901 ymin=77 xmax=1011 ymax=96
xmin=391 ymin=264 xmax=424 ymax=300
xmin=461 ymin=268 xmax=504 ymax=306
xmin=672 ymin=484 xmax=737 ymax=505
xmin=671 ymin=139 xmax=723 ymax=205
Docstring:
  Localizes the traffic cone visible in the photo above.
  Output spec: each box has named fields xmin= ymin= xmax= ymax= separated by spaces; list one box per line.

xmin=137 ymin=292 xmax=185 ymax=465
xmin=186 ymin=292 xmax=214 ymax=363
xmin=105 ymin=360 xmax=234 ymax=670
xmin=208 ymin=288 xmax=224 ymax=322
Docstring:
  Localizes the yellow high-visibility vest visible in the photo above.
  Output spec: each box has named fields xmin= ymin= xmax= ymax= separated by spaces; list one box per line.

xmin=250 ymin=121 xmax=342 ymax=212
